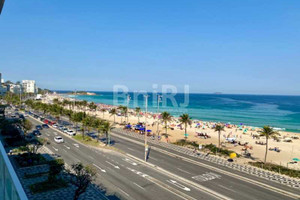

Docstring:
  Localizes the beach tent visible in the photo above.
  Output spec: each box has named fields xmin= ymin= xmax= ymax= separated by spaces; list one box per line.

xmin=226 ymin=137 xmax=236 ymax=142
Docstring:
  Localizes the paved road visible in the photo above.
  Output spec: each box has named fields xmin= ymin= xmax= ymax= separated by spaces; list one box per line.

xmin=26 ymin=112 xmax=300 ymax=200
xmin=28 ymin=117 xmax=220 ymax=200
xmin=108 ymin=131 xmax=300 ymax=200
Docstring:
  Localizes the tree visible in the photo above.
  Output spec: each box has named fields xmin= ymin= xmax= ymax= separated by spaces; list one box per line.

xmin=118 ymin=105 xmax=125 ymax=124
xmin=109 ymin=108 xmax=117 ymax=124
xmin=70 ymin=163 xmax=97 ymax=200
xmin=21 ymin=119 xmax=32 ymax=136
xmin=161 ymin=112 xmax=172 ymax=137
xmin=259 ymin=126 xmax=280 ymax=164
xmin=135 ymin=107 xmax=141 ymax=122
xmin=100 ymin=121 xmax=114 ymax=145
xmin=48 ymin=159 xmax=64 ymax=182
xmin=214 ymin=124 xmax=225 ymax=150
xmin=179 ymin=114 xmax=192 ymax=140
xmin=100 ymin=108 xmax=106 ymax=119
xmin=82 ymin=117 xmax=90 ymax=139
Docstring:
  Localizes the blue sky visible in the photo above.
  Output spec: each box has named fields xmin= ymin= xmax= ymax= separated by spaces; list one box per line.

xmin=1 ymin=0 xmax=300 ymax=95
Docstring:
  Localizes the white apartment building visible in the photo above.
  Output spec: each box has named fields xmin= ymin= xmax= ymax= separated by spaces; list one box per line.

xmin=9 ymin=84 xmax=22 ymax=94
xmin=22 ymin=80 xmax=37 ymax=94
xmin=0 ymin=85 xmax=7 ymax=95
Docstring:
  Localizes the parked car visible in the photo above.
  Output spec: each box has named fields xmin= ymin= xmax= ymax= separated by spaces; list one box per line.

xmin=63 ymin=128 xmax=68 ymax=133
xmin=66 ymin=130 xmax=76 ymax=136
xmin=52 ymin=124 xmax=58 ymax=128
xmin=42 ymin=124 xmax=49 ymax=128
xmin=54 ymin=136 xmax=64 ymax=143
xmin=36 ymin=125 xmax=43 ymax=130
xmin=33 ymin=130 xmax=41 ymax=136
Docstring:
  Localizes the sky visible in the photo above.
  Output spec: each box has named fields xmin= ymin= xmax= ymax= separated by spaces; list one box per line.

xmin=0 ymin=0 xmax=300 ymax=95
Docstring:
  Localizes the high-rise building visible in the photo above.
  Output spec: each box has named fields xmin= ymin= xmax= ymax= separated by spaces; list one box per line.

xmin=0 ymin=73 xmax=2 ymax=83
xmin=22 ymin=80 xmax=37 ymax=94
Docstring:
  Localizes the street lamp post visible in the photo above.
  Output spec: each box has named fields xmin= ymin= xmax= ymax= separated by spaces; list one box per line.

xmin=126 ymin=95 xmax=130 ymax=124
xmin=144 ymin=94 xmax=148 ymax=162
xmin=156 ymin=95 xmax=162 ymax=136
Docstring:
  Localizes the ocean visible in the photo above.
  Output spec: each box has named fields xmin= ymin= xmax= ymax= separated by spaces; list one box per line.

xmin=58 ymin=91 xmax=300 ymax=133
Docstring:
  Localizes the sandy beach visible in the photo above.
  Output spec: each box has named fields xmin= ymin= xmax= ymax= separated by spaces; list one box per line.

xmin=44 ymin=94 xmax=300 ymax=170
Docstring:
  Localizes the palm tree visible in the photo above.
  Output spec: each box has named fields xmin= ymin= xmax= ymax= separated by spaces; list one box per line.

xmin=135 ymin=107 xmax=141 ymax=122
xmin=161 ymin=112 xmax=172 ymax=137
xmin=101 ymin=121 xmax=114 ymax=145
xmin=109 ymin=108 xmax=117 ymax=124
xmin=259 ymin=126 xmax=280 ymax=164
xmin=118 ymin=105 xmax=125 ymax=124
xmin=179 ymin=114 xmax=192 ymax=140
xmin=100 ymin=108 xmax=106 ymax=119
xmin=214 ymin=124 xmax=225 ymax=150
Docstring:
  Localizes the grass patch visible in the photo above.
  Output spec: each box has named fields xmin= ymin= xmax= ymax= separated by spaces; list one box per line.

xmin=24 ymin=171 xmax=48 ymax=179
xmin=15 ymin=153 xmax=48 ymax=167
xmin=172 ymin=139 xmax=199 ymax=148
xmin=29 ymin=178 xmax=68 ymax=194
xmin=203 ymin=143 xmax=240 ymax=157
xmin=73 ymin=134 xmax=100 ymax=147
xmin=249 ymin=162 xmax=300 ymax=178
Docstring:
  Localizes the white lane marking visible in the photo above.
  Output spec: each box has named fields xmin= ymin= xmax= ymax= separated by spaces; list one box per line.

xmin=118 ymin=188 xmax=130 ymax=197
xmin=127 ymin=147 xmax=135 ymax=151
xmin=46 ymin=133 xmax=50 ymax=137
xmin=88 ymin=155 xmax=95 ymax=160
xmin=133 ymin=182 xmax=145 ymax=190
xmin=93 ymin=164 xmax=106 ymax=173
xmin=63 ymin=145 xmax=70 ymax=150
xmin=167 ymin=180 xmax=191 ymax=192
xmin=177 ymin=168 xmax=192 ymax=175
xmin=63 ymin=149 xmax=67 ymax=153
xmin=218 ymin=184 xmax=236 ymax=193
xmin=105 ymin=161 xmax=120 ymax=169
xmin=192 ymin=172 xmax=221 ymax=182
xmin=52 ymin=146 xmax=58 ymax=152
xmin=73 ymin=143 xmax=79 ymax=148
xmin=122 ymin=158 xmax=138 ymax=166
xmin=54 ymin=132 xmax=58 ymax=135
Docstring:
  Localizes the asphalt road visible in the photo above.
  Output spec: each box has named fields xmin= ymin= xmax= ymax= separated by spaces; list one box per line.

xmin=25 ymin=111 xmax=300 ymax=200
xmin=28 ymin=116 xmax=220 ymax=200
xmin=109 ymin=131 xmax=300 ymax=200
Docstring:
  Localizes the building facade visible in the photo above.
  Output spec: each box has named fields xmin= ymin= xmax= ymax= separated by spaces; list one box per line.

xmin=22 ymin=80 xmax=37 ymax=94
xmin=9 ymin=84 xmax=22 ymax=94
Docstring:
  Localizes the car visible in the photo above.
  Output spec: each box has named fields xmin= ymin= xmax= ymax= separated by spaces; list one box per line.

xmin=54 ymin=136 xmax=64 ymax=143
xmin=58 ymin=126 xmax=64 ymax=130
xmin=36 ymin=125 xmax=43 ymax=130
xmin=42 ymin=124 xmax=49 ymax=128
xmin=63 ymin=128 xmax=68 ymax=133
xmin=33 ymin=130 xmax=41 ymax=136
xmin=52 ymin=124 xmax=58 ymax=128
xmin=66 ymin=130 xmax=76 ymax=136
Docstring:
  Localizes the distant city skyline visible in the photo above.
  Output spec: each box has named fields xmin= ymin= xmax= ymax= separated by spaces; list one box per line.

xmin=1 ymin=1 xmax=300 ymax=95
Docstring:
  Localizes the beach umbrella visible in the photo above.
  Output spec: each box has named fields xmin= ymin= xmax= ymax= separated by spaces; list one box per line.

xmin=292 ymin=158 xmax=300 ymax=161
xmin=230 ymin=153 xmax=237 ymax=159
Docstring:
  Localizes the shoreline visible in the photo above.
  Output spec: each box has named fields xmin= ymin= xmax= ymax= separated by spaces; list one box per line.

xmin=45 ymin=93 xmax=300 ymax=169
xmin=60 ymin=93 xmax=298 ymax=134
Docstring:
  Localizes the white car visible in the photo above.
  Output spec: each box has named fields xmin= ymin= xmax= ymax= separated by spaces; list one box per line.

xmin=52 ymin=124 xmax=58 ymax=128
xmin=63 ymin=128 xmax=68 ymax=133
xmin=66 ymin=130 xmax=76 ymax=136
xmin=54 ymin=136 xmax=64 ymax=143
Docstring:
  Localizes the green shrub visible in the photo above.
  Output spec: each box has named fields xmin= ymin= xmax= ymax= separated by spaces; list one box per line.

xmin=249 ymin=162 xmax=300 ymax=178
xmin=203 ymin=143 xmax=239 ymax=157
xmin=172 ymin=139 xmax=198 ymax=148
xmin=29 ymin=178 xmax=68 ymax=194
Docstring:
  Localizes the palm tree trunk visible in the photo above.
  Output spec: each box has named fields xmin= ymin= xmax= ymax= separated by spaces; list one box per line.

xmin=264 ymin=137 xmax=268 ymax=164
xmin=184 ymin=123 xmax=187 ymax=140
xmin=218 ymin=131 xmax=221 ymax=150
xmin=114 ymin=115 xmax=116 ymax=124
xmin=103 ymin=112 xmax=104 ymax=118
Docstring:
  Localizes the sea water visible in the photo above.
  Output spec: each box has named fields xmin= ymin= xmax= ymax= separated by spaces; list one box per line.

xmin=58 ymin=91 xmax=300 ymax=133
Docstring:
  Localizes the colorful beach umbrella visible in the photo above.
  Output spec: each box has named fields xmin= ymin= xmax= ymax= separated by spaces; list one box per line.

xmin=292 ymin=158 xmax=300 ymax=161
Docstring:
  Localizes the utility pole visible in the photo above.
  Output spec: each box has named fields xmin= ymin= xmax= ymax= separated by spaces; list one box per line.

xmin=126 ymin=94 xmax=131 ymax=124
xmin=156 ymin=95 xmax=162 ymax=136
xmin=144 ymin=94 xmax=148 ymax=162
